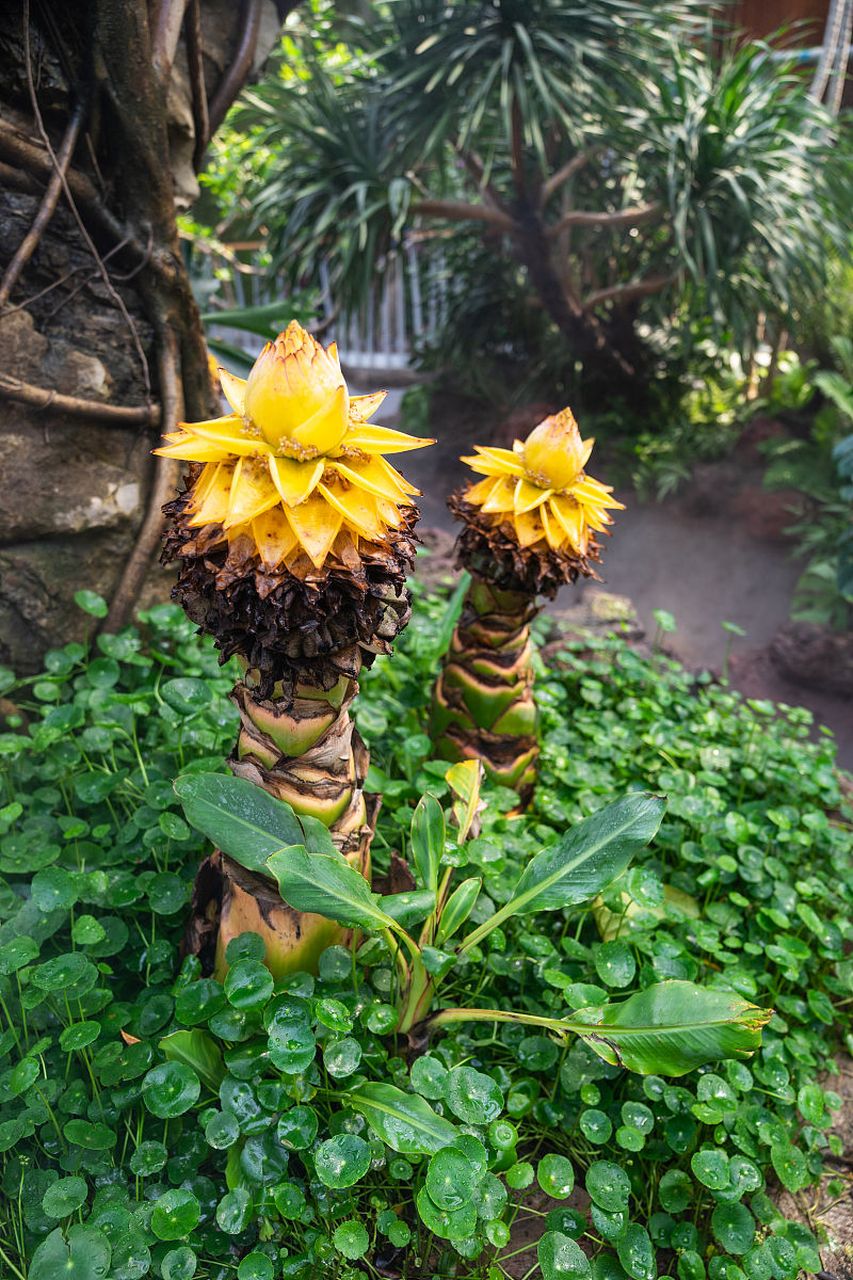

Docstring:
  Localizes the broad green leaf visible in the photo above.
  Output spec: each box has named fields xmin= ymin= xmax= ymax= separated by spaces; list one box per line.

xmin=436 ymin=876 xmax=481 ymax=944
xmin=160 ymin=1029 xmax=225 ymax=1092
xmin=569 ymin=981 xmax=772 ymax=1076
xmin=174 ymin=772 xmax=334 ymax=873
xmin=410 ymin=794 xmax=445 ymax=892
xmin=380 ymin=889 xmax=436 ymax=929
xmin=462 ymin=794 xmax=665 ymax=949
xmin=347 ymin=1081 xmax=458 ymax=1154
xmin=266 ymin=846 xmax=394 ymax=932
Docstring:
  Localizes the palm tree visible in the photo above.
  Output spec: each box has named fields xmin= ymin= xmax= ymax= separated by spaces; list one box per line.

xmin=229 ymin=6 xmax=841 ymax=398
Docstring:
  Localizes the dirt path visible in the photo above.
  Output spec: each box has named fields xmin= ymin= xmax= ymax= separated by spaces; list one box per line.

xmin=368 ymin=385 xmax=853 ymax=770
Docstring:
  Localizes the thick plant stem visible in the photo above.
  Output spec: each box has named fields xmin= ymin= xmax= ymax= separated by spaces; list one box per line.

xmin=430 ymin=575 xmax=540 ymax=803
xmin=190 ymin=648 xmax=376 ymax=980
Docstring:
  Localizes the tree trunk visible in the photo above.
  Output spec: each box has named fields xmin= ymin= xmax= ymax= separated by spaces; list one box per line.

xmin=0 ymin=0 xmax=288 ymax=674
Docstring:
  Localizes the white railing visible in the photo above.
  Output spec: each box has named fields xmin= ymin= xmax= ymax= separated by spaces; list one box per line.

xmin=194 ymin=241 xmax=450 ymax=377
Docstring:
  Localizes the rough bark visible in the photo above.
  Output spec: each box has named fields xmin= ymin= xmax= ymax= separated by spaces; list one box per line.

xmin=0 ymin=0 xmax=285 ymax=673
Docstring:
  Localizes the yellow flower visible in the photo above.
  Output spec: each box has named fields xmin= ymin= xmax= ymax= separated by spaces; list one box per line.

xmin=459 ymin=407 xmax=623 ymax=555
xmin=156 ymin=321 xmax=433 ymax=571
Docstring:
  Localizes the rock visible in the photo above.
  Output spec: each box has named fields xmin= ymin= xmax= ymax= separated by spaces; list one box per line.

xmin=414 ymin=526 xmax=458 ymax=590
xmin=543 ymin=590 xmax=645 ymax=656
xmin=729 ymin=485 xmax=802 ymax=542
xmin=737 ymin=415 xmax=788 ymax=464
xmin=677 ymin=459 xmax=742 ymax=517
xmin=770 ymin=621 xmax=853 ymax=697
xmin=0 ymin=427 xmax=147 ymax=542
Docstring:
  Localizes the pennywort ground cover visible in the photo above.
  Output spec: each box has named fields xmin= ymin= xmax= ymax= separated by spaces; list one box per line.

xmin=0 ymin=587 xmax=849 ymax=1280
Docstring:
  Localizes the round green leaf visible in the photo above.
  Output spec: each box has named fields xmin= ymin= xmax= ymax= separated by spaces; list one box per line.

xmin=63 ymin=1120 xmax=116 ymax=1151
xmin=277 ymin=1105 xmax=318 ymax=1151
xmin=586 ymin=1161 xmax=631 ymax=1212
xmin=142 ymin=1062 xmax=201 ymax=1119
xmin=426 ymin=1148 xmax=477 ymax=1210
xmin=333 ymin=1220 xmax=370 ymax=1261
xmin=161 ymin=1247 xmax=197 ymax=1280
xmin=205 ymin=1111 xmax=240 ymax=1150
xmin=315 ymin=996 xmax=353 ymax=1032
xmin=538 ymin=1153 xmax=575 ymax=1199
xmin=691 ymin=1148 xmax=730 ymax=1191
xmin=658 ymin=1169 xmax=692 ymax=1213
xmin=579 ymin=1109 xmax=613 ymax=1144
xmin=267 ymin=1009 xmax=316 ymax=1074
xmin=216 ymin=1187 xmax=253 ymax=1234
xmin=42 ymin=1176 xmax=88 ymax=1219
xmin=129 ymin=1141 xmax=168 ymax=1176
xmin=712 ymin=1203 xmax=755 ymax=1255
xmin=238 ymin=1251 xmax=275 ymax=1280
xmin=314 ymin=1134 xmax=371 ymax=1189
xmin=445 ymin=1065 xmax=503 ymax=1124
xmin=410 ymin=1053 xmax=448 ymax=1099
xmin=151 ymin=1189 xmax=201 ymax=1241
xmin=32 ymin=867 xmax=77 ymax=912
xmin=415 ymin=1186 xmax=477 ymax=1241
xmin=323 ymin=1036 xmax=362 ymax=1078
xmin=595 ymin=940 xmax=637 ymax=988
xmin=29 ymin=1225 xmax=111 ymax=1280
xmin=75 ymin=590 xmax=108 ymax=617
xmin=225 ymin=959 xmax=274 ymax=1011
xmin=538 ymin=1230 xmax=592 ymax=1279
xmin=617 ymin=1223 xmax=656 ymax=1280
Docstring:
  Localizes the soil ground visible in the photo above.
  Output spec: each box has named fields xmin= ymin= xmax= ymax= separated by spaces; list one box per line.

xmin=367 ymin=385 xmax=853 ymax=770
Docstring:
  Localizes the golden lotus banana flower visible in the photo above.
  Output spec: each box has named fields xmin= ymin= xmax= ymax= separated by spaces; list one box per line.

xmin=156 ymin=321 xmax=433 ymax=571
xmin=460 ymin=407 xmax=623 ymax=556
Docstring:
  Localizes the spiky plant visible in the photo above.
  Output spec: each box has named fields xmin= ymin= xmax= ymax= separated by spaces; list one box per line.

xmin=431 ymin=408 xmax=622 ymax=803
xmin=159 ymin=321 xmax=431 ymax=975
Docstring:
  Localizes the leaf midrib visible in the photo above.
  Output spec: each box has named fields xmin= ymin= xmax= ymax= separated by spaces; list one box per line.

xmin=349 ymin=1088 xmax=456 ymax=1141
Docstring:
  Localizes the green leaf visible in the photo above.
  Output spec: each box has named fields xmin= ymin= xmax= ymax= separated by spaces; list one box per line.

xmin=569 ymin=981 xmax=771 ymax=1076
xmin=159 ymin=1029 xmax=225 ymax=1092
xmin=538 ymin=1231 xmax=592 ymax=1279
xmin=42 ymin=1176 xmax=88 ymax=1219
xmin=380 ymin=888 xmax=436 ymax=929
xmin=411 ymin=793 xmax=445 ymax=892
xmin=586 ymin=1161 xmax=631 ymax=1212
xmin=445 ymin=1065 xmax=503 ymax=1125
xmin=347 ymin=1081 xmax=458 ymax=1154
xmin=426 ymin=1148 xmax=478 ymax=1210
xmin=151 ymin=1189 xmax=201 ymax=1241
xmin=175 ymin=772 xmax=334 ymax=873
xmin=313 ymin=1134 xmax=372 ymax=1188
xmin=538 ymin=1153 xmax=575 ymax=1199
xmin=462 ymin=794 xmax=665 ymax=949
xmin=712 ymin=1202 xmax=755 ymax=1254
xmin=266 ymin=846 xmax=394 ymax=932
xmin=30 ymin=1226 xmax=112 ymax=1280
xmin=332 ymin=1220 xmax=370 ymax=1261
xmin=436 ymin=876 xmax=481 ymax=944
xmin=74 ymin=590 xmax=108 ymax=618
xmin=142 ymin=1061 xmax=201 ymax=1118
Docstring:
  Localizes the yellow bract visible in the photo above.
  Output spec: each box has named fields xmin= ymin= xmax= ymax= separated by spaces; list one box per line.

xmin=460 ymin=407 xmax=623 ymax=556
xmin=156 ymin=321 xmax=432 ymax=570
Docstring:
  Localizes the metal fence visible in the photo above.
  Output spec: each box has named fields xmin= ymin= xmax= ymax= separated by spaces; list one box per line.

xmin=194 ymin=241 xmax=450 ymax=377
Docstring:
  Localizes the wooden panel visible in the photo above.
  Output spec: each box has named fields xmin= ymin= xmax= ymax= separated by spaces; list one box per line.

xmin=732 ymin=0 xmax=829 ymax=42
